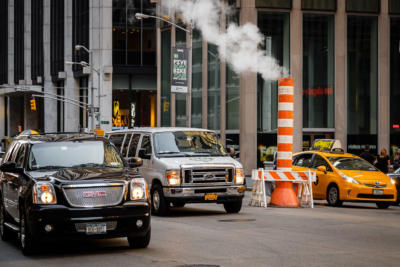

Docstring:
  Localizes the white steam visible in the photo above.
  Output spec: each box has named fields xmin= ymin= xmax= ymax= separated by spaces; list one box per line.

xmin=162 ymin=0 xmax=284 ymax=80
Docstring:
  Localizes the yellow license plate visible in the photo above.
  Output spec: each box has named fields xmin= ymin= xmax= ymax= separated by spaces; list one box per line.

xmin=205 ymin=194 xmax=218 ymax=201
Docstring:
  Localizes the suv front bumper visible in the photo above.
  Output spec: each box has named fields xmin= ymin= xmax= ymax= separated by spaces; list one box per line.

xmin=27 ymin=201 xmax=150 ymax=241
xmin=163 ymin=185 xmax=245 ymax=203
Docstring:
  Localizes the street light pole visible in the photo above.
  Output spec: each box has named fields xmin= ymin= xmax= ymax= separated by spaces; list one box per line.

xmin=135 ymin=12 xmax=193 ymax=127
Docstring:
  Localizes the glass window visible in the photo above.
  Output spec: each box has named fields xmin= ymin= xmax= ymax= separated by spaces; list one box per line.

xmin=191 ymin=29 xmax=203 ymax=128
xmin=302 ymin=0 xmax=336 ymax=11
xmin=303 ymin=14 xmax=334 ymax=128
xmin=109 ymin=134 xmax=126 ymax=153
xmin=347 ymin=16 xmax=378 ymax=154
xmin=311 ymin=155 xmax=332 ymax=171
xmin=15 ymin=144 xmax=26 ymax=168
xmin=128 ymin=134 xmax=141 ymax=157
xmin=121 ymin=133 xmax=132 ymax=157
xmin=140 ymin=135 xmax=152 ymax=154
xmin=293 ymin=153 xmax=313 ymax=168
xmin=226 ymin=66 xmax=240 ymax=130
xmin=389 ymin=0 xmax=400 ymax=14
xmin=390 ymin=18 xmax=400 ymax=157
xmin=346 ymin=0 xmax=380 ymax=13
xmin=161 ymin=29 xmax=171 ymax=126
xmin=328 ymin=156 xmax=377 ymax=171
xmin=208 ymin=43 xmax=220 ymax=130
xmin=175 ymin=28 xmax=187 ymax=127
xmin=255 ymin=0 xmax=292 ymax=9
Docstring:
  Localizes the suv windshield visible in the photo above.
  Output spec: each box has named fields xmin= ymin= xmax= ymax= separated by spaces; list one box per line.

xmin=327 ymin=157 xmax=377 ymax=171
xmin=28 ymin=141 xmax=124 ymax=170
xmin=154 ymin=131 xmax=227 ymax=157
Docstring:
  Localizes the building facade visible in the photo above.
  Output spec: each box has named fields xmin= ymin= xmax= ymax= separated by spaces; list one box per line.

xmin=1 ymin=0 xmax=400 ymax=175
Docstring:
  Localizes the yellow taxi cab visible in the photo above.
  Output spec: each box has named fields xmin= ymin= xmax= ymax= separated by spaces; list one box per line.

xmin=292 ymin=139 xmax=397 ymax=209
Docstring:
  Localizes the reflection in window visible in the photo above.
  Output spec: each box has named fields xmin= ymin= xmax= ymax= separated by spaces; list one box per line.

xmin=347 ymin=16 xmax=378 ymax=153
xmin=226 ymin=66 xmax=239 ymax=130
xmin=191 ymin=30 xmax=203 ymax=128
xmin=303 ymin=14 xmax=334 ymax=128
xmin=208 ymin=44 xmax=220 ymax=130
xmin=176 ymin=28 xmax=187 ymax=127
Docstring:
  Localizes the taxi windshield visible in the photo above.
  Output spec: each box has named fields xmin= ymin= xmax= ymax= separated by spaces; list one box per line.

xmin=327 ymin=157 xmax=377 ymax=171
xmin=28 ymin=141 xmax=124 ymax=170
xmin=154 ymin=131 xmax=227 ymax=157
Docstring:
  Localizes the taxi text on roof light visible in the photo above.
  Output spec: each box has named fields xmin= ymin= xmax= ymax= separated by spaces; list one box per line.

xmin=18 ymin=129 xmax=39 ymax=137
xmin=311 ymin=139 xmax=343 ymax=152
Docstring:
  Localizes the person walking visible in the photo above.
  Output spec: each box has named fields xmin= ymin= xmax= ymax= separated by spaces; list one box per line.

xmin=375 ymin=148 xmax=390 ymax=173
xmin=393 ymin=148 xmax=400 ymax=171
xmin=360 ymin=145 xmax=375 ymax=164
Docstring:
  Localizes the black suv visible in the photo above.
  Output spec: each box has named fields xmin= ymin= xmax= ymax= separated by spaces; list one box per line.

xmin=0 ymin=133 xmax=150 ymax=254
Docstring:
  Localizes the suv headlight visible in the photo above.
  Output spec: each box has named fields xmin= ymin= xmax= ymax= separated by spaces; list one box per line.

xmin=130 ymin=178 xmax=149 ymax=201
xmin=339 ymin=173 xmax=360 ymax=184
xmin=166 ymin=170 xmax=181 ymax=186
xmin=33 ymin=182 xmax=57 ymax=204
xmin=235 ymin=168 xmax=245 ymax=185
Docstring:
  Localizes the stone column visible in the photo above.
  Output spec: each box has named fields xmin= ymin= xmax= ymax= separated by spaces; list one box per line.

xmin=43 ymin=0 xmax=57 ymax=132
xmin=24 ymin=0 xmax=31 ymax=85
xmin=335 ymin=0 xmax=347 ymax=150
xmin=0 ymin=97 xmax=5 ymax=138
xmin=239 ymin=0 xmax=257 ymax=175
xmin=378 ymin=0 xmax=390 ymax=152
xmin=291 ymin=0 xmax=302 ymax=152
xmin=156 ymin=1 xmax=161 ymax=126
xmin=64 ymin=0 xmax=79 ymax=132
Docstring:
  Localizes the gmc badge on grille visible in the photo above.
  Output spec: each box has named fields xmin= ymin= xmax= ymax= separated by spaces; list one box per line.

xmin=83 ymin=191 xmax=107 ymax=198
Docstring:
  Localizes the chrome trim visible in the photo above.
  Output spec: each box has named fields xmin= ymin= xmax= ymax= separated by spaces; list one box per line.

xmin=123 ymin=201 xmax=149 ymax=207
xmin=62 ymin=182 xmax=126 ymax=188
xmin=4 ymin=222 xmax=19 ymax=231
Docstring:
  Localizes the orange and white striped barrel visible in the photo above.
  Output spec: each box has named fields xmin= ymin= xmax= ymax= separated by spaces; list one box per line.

xmin=277 ymin=78 xmax=294 ymax=171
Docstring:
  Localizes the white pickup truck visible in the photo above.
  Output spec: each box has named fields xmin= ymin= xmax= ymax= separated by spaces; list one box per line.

xmin=106 ymin=128 xmax=245 ymax=216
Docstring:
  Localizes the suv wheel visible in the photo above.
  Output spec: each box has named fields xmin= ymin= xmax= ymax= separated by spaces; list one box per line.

xmin=151 ymin=184 xmax=169 ymax=216
xmin=0 ymin=200 xmax=13 ymax=241
xmin=223 ymin=199 xmax=242 ymax=213
xmin=127 ymin=228 xmax=151 ymax=249
xmin=20 ymin=209 xmax=37 ymax=255
xmin=327 ymin=184 xmax=343 ymax=207
xmin=376 ymin=202 xmax=390 ymax=209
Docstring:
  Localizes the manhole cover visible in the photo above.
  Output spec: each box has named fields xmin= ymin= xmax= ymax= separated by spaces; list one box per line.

xmin=218 ymin=219 xmax=256 ymax=222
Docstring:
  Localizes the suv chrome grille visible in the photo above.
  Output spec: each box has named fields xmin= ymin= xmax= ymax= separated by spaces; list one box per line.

xmin=183 ymin=167 xmax=234 ymax=184
xmin=62 ymin=184 xmax=125 ymax=208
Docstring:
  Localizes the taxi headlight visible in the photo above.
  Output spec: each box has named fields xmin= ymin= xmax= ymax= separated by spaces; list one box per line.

xmin=33 ymin=182 xmax=57 ymax=204
xmin=166 ymin=170 xmax=181 ymax=186
xmin=339 ymin=173 xmax=360 ymax=184
xmin=235 ymin=168 xmax=245 ymax=185
xmin=130 ymin=178 xmax=149 ymax=200
xmin=391 ymin=178 xmax=396 ymax=185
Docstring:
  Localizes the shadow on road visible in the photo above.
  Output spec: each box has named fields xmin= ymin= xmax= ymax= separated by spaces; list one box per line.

xmin=165 ymin=206 xmax=227 ymax=217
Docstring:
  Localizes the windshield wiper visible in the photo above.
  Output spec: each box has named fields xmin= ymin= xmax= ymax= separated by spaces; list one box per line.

xmin=157 ymin=151 xmax=181 ymax=154
xmin=71 ymin=163 xmax=105 ymax=168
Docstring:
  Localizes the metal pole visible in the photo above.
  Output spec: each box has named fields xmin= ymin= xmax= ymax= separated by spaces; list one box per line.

xmin=187 ymin=25 xmax=193 ymax=127
xmin=89 ymin=50 xmax=95 ymax=131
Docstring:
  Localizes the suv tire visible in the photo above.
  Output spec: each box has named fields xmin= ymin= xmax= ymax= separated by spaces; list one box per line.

xmin=223 ymin=199 xmax=242 ymax=213
xmin=151 ymin=184 xmax=169 ymax=216
xmin=20 ymin=209 xmax=37 ymax=255
xmin=0 ymin=200 xmax=13 ymax=241
xmin=376 ymin=202 xmax=390 ymax=209
xmin=327 ymin=184 xmax=343 ymax=207
xmin=128 ymin=228 xmax=151 ymax=248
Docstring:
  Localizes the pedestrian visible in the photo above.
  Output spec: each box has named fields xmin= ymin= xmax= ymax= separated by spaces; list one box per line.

xmin=359 ymin=145 xmax=375 ymax=165
xmin=393 ymin=148 xmax=400 ymax=171
xmin=374 ymin=148 xmax=390 ymax=173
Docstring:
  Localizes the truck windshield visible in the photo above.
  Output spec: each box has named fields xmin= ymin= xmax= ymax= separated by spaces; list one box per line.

xmin=154 ymin=131 xmax=227 ymax=157
xmin=28 ymin=141 xmax=124 ymax=170
xmin=327 ymin=157 xmax=377 ymax=171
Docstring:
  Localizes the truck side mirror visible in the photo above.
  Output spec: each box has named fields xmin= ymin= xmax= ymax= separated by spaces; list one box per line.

xmin=0 ymin=162 xmax=23 ymax=173
xmin=127 ymin=157 xmax=143 ymax=168
xmin=138 ymin=149 xmax=151 ymax=160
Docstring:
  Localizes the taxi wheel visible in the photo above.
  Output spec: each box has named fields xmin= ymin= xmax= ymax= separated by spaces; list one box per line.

xmin=327 ymin=184 xmax=343 ymax=207
xmin=376 ymin=202 xmax=390 ymax=209
xmin=151 ymin=184 xmax=169 ymax=216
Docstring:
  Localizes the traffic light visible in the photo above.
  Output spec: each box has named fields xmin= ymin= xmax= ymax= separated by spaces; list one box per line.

xmin=30 ymin=99 xmax=36 ymax=111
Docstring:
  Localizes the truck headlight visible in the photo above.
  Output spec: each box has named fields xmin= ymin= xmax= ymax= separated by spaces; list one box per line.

xmin=339 ymin=173 xmax=360 ymax=184
xmin=33 ymin=182 xmax=57 ymax=204
xmin=235 ymin=168 xmax=245 ymax=184
xmin=130 ymin=178 xmax=149 ymax=200
xmin=166 ymin=170 xmax=181 ymax=186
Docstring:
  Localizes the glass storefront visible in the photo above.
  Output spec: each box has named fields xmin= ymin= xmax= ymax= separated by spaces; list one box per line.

xmin=257 ymin=12 xmax=290 ymax=167
xmin=390 ymin=18 xmax=400 ymax=158
xmin=226 ymin=66 xmax=239 ymax=130
xmin=303 ymin=14 xmax=334 ymax=129
xmin=175 ymin=28 xmax=187 ymax=127
xmin=79 ymin=77 xmax=88 ymax=129
xmin=161 ymin=29 xmax=171 ymax=126
xmin=191 ymin=29 xmax=203 ymax=128
xmin=347 ymin=16 xmax=378 ymax=154
xmin=207 ymin=43 xmax=220 ymax=130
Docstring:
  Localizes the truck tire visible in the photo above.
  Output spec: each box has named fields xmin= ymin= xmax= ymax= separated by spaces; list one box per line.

xmin=151 ymin=184 xmax=169 ymax=216
xmin=128 ymin=228 xmax=151 ymax=249
xmin=223 ymin=199 xmax=242 ymax=213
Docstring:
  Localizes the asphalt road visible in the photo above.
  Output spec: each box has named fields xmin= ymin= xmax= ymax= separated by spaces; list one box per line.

xmin=1 ymin=193 xmax=400 ymax=267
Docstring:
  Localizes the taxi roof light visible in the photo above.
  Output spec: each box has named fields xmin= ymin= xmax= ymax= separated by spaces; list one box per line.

xmin=311 ymin=139 xmax=344 ymax=153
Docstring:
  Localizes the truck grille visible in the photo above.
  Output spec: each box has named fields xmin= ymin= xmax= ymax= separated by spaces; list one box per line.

xmin=62 ymin=184 xmax=125 ymax=208
xmin=183 ymin=167 xmax=234 ymax=184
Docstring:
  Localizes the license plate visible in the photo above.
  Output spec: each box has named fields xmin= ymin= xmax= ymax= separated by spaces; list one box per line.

xmin=205 ymin=194 xmax=218 ymax=201
xmin=373 ymin=189 xmax=384 ymax=195
xmin=86 ymin=223 xmax=107 ymax=235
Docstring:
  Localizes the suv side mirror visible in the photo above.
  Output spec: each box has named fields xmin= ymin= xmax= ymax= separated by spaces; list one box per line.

xmin=317 ymin=165 xmax=327 ymax=173
xmin=0 ymin=162 xmax=23 ymax=173
xmin=138 ymin=149 xmax=151 ymax=160
xmin=127 ymin=157 xmax=143 ymax=168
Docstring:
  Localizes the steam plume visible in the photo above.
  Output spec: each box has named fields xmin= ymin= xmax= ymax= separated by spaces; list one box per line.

xmin=162 ymin=0 xmax=284 ymax=80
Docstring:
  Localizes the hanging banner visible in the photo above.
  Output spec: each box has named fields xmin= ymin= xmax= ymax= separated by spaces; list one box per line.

xmin=171 ymin=47 xmax=188 ymax=93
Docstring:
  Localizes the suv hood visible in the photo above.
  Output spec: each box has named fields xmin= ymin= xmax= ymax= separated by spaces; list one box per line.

xmin=157 ymin=156 xmax=242 ymax=169
xmin=28 ymin=168 xmax=138 ymax=182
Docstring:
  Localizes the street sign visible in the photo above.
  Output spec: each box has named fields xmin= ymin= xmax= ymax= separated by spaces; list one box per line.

xmin=101 ymin=121 xmax=110 ymax=125
xmin=171 ymin=47 xmax=188 ymax=93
